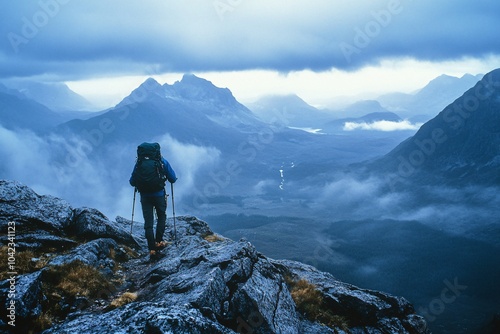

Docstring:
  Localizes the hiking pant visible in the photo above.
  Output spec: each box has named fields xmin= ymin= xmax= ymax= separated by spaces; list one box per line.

xmin=140 ymin=195 xmax=167 ymax=251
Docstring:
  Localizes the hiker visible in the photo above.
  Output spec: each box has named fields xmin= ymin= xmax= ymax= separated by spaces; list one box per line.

xmin=129 ymin=142 xmax=177 ymax=261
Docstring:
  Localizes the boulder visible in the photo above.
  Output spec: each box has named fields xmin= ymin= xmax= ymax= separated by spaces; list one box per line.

xmin=48 ymin=238 xmax=127 ymax=276
xmin=43 ymin=303 xmax=236 ymax=334
xmin=0 ymin=180 xmax=140 ymax=251
xmin=0 ymin=180 xmax=73 ymax=237
xmin=272 ymin=259 xmax=429 ymax=333
xmin=68 ymin=208 xmax=140 ymax=249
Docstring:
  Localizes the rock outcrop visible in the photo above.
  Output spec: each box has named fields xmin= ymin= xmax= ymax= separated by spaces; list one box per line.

xmin=0 ymin=180 xmax=430 ymax=333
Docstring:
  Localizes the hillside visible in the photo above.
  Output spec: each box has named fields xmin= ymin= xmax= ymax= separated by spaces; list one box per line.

xmin=0 ymin=91 xmax=65 ymax=132
xmin=370 ymin=68 xmax=500 ymax=187
xmin=1 ymin=81 xmax=95 ymax=112
xmin=0 ymin=180 xmax=429 ymax=333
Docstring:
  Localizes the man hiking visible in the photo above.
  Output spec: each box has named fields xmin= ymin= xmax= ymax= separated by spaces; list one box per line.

xmin=129 ymin=142 xmax=177 ymax=261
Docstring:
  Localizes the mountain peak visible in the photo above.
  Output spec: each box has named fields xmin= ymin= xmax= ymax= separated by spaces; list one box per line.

xmin=116 ymin=77 xmax=164 ymax=107
xmin=175 ymin=73 xmax=226 ymax=92
xmin=135 ymin=77 xmax=163 ymax=94
xmin=171 ymin=73 xmax=239 ymax=108
xmin=179 ymin=73 xmax=210 ymax=85
xmin=141 ymin=77 xmax=161 ymax=87
xmin=419 ymin=72 xmax=482 ymax=94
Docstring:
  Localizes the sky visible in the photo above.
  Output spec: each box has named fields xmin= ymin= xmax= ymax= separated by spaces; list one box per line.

xmin=1 ymin=0 xmax=500 ymax=109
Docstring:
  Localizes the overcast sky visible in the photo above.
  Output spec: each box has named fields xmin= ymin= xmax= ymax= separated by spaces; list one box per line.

xmin=1 ymin=0 xmax=499 ymax=108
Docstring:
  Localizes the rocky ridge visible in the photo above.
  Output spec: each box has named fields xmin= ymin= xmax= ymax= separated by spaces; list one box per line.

xmin=0 ymin=180 xmax=429 ymax=333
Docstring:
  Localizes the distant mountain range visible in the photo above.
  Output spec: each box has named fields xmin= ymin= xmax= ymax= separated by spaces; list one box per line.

xmin=376 ymin=73 xmax=483 ymax=122
xmin=1 ymin=80 xmax=95 ymax=112
xmin=247 ymin=73 xmax=483 ymax=134
xmin=0 ymin=90 xmax=65 ymax=132
xmin=322 ymin=109 xmax=403 ymax=133
xmin=0 ymin=81 xmax=96 ymax=132
xmin=370 ymin=69 xmax=500 ymax=186
xmin=247 ymin=94 xmax=333 ymax=127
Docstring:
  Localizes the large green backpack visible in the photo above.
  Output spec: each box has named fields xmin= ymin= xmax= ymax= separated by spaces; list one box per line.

xmin=133 ymin=142 xmax=166 ymax=193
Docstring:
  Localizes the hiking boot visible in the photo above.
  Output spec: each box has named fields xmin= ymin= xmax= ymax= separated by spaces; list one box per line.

xmin=155 ymin=240 xmax=171 ymax=250
xmin=149 ymin=250 xmax=165 ymax=262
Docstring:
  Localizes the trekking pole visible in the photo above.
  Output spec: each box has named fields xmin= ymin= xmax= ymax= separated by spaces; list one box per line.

xmin=164 ymin=190 xmax=168 ymax=222
xmin=130 ymin=187 xmax=137 ymax=235
xmin=171 ymin=182 xmax=177 ymax=246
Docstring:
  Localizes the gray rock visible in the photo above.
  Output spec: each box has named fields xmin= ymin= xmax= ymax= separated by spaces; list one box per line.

xmin=8 ymin=232 xmax=77 ymax=251
xmin=0 ymin=179 xmax=73 ymax=233
xmin=272 ymin=259 xmax=430 ymax=333
xmin=48 ymin=238 xmax=124 ymax=274
xmin=44 ymin=302 xmax=236 ymax=334
xmin=0 ymin=180 xmax=140 ymax=252
xmin=68 ymin=207 xmax=140 ymax=249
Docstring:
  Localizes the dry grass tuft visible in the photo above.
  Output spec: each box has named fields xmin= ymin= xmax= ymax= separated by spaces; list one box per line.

xmin=203 ymin=233 xmax=225 ymax=242
xmin=290 ymin=279 xmax=323 ymax=313
xmin=121 ymin=245 xmax=140 ymax=259
xmin=286 ymin=277 xmax=349 ymax=330
xmin=34 ymin=260 xmax=115 ymax=331
xmin=44 ymin=260 xmax=113 ymax=298
xmin=33 ymin=312 xmax=53 ymax=332
xmin=109 ymin=291 xmax=138 ymax=309
xmin=0 ymin=246 xmax=51 ymax=280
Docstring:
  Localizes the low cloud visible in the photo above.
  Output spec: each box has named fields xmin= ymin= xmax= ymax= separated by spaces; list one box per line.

xmin=304 ymin=172 xmax=500 ymax=238
xmin=0 ymin=126 xmax=221 ymax=220
xmin=343 ymin=120 xmax=423 ymax=131
xmin=155 ymin=133 xmax=221 ymax=201
xmin=308 ymin=175 xmax=408 ymax=220
xmin=0 ymin=126 xmax=55 ymax=191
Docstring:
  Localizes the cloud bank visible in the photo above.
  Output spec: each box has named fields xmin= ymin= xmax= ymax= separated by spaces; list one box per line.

xmin=303 ymin=173 xmax=500 ymax=238
xmin=1 ymin=0 xmax=499 ymax=80
xmin=343 ymin=120 xmax=423 ymax=131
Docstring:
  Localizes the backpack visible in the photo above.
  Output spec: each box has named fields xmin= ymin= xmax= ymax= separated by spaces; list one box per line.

xmin=132 ymin=142 xmax=167 ymax=193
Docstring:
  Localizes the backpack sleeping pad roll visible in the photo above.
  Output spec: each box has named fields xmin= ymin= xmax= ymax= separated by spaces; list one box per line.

xmin=134 ymin=142 xmax=167 ymax=193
